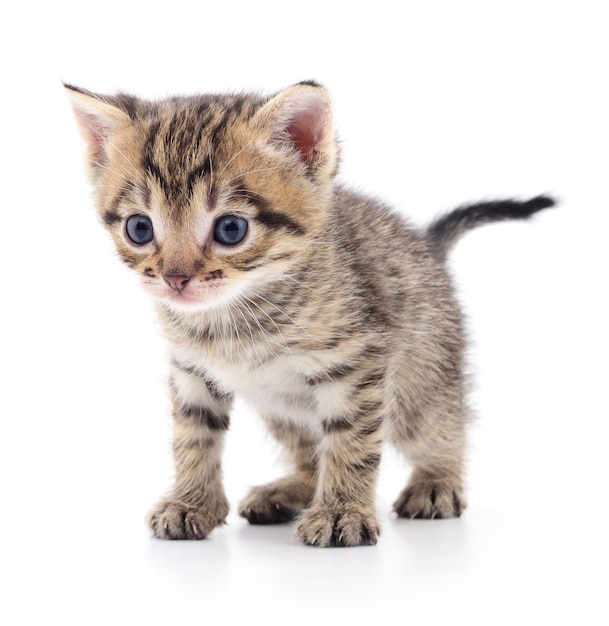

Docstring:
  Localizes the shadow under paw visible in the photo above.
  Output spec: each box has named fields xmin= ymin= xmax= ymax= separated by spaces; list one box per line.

xmin=148 ymin=499 xmax=227 ymax=540
xmin=393 ymin=480 xmax=466 ymax=520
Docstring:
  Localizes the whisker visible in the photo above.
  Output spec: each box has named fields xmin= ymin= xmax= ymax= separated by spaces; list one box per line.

xmin=234 ymin=296 xmax=282 ymax=365
xmin=241 ymin=294 xmax=293 ymax=354
xmin=244 ymin=288 xmax=313 ymax=342
xmin=206 ymin=144 xmax=215 ymax=196
xmin=223 ymin=164 xmax=284 ymax=188
xmin=232 ymin=300 xmax=258 ymax=340
xmin=215 ymin=137 xmax=257 ymax=181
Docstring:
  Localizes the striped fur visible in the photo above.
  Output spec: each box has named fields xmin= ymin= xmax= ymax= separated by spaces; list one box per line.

xmin=66 ymin=82 xmax=554 ymax=547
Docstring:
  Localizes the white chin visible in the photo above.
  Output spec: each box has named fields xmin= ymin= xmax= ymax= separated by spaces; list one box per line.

xmin=145 ymin=280 xmax=241 ymax=311
xmin=156 ymin=286 xmax=237 ymax=312
xmin=161 ymin=293 xmax=216 ymax=311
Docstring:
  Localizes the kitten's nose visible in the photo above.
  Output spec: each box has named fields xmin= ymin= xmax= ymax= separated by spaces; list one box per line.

xmin=164 ymin=274 xmax=191 ymax=293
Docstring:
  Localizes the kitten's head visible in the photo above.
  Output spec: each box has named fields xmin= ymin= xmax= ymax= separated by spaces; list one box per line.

xmin=66 ymin=81 xmax=337 ymax=310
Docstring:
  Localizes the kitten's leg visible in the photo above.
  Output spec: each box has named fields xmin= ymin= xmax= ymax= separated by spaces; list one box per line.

xmin=392 ymin=398 xmax=468 ymax=519
xmin=393 ymin=461 xmax=466 ymax=519
xmin=148 ymin=362 xmax=232 ymax=540
xmin=239 ymin=419 xmax=317 ymax=524
xmin=295 ymin=381 xmax=384 ymax=547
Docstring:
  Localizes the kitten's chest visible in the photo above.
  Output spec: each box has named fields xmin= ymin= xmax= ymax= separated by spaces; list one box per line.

xmin=172 ymin=341 xmax=348 ymax=428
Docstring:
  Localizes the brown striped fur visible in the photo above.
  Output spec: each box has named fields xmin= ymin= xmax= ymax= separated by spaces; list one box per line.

xmin=66 ymin=81 xmax=554 ymax=547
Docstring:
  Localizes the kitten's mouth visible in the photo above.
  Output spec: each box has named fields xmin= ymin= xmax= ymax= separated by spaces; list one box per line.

xmin=156 ymin=281 xmax=227 ymax=310
xmin=143 ymin=274 xmax=234 ymax=310
xmin=162 ymin=288 xmax=211 ymax=309
xmin=167 ymin=291 xmax=200 ymax=304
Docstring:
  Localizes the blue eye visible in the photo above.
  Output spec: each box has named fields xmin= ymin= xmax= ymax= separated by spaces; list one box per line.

xmin=126 ymin=215 xmax=154 ymax=245
xmin=214 ymin=215 xmax=248 ymax=246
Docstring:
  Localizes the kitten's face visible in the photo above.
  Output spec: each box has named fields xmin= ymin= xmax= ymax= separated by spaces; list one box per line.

xmin=67 ymin=83 xmax=337 ymax=311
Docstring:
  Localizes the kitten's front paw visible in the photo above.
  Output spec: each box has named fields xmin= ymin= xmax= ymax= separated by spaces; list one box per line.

xmin=148 ymin=498 xmax=228 ymax=540
xmin=295 ymin=505 xmax=380 ymax=548
xmin=393 ymin=479 xmax=466 ymax=519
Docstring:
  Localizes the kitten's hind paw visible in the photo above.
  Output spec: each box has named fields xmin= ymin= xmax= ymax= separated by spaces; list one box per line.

xmin=295 ymin=504 xmax=380 ymax=548
xmin=148 ymin=498 xmax=228 ymax=540
xmin=393 ymin=478 xmax=466 ymax=520
xmin=238 ymin=475 xmax=315 ymax=525
xmin=239 ymin=497 xmax=298 ymax=525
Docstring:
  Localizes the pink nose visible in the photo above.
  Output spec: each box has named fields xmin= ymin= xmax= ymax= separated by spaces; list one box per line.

xmin=164 ymin=274 xmax=191 ymax=292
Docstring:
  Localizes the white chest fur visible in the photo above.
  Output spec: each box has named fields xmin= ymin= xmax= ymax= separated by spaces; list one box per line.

xmin=170 ymin=343 xmax=352 ymax=430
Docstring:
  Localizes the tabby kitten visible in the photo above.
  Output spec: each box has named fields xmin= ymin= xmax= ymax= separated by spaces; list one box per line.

xmin=65 ymin=81 xmax=554 ymax=547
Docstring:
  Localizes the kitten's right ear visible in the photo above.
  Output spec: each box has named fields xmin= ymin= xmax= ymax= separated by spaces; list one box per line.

xmin=64 ymin=84 xmax=130 ymax=166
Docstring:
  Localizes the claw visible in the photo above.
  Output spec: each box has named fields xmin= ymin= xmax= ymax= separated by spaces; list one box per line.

xmin=190 ymin=520 xmax=204 ymax=539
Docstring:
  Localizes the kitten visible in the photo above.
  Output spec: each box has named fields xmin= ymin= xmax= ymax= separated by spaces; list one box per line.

xmin=65 ymin=81 xmax=554 ymax=547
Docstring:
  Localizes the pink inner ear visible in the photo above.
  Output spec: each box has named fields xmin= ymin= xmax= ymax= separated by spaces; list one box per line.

xmin=77 ymin=111 xmax=114 ymax=163
xmin=286 ymin=107 xmax=325 ymax=165
xmin=68 ymin=93 xmax=123 ymax=165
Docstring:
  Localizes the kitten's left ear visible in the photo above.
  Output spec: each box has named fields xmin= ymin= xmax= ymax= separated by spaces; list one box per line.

xmin=64 ymin=84 xmax=131 ymax=167
xmin=256 ymin=81 xmax=337 ymax=180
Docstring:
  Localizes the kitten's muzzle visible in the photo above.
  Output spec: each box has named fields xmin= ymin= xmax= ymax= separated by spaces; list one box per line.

xmin=163 ymin=274 xmax=192 ymax=293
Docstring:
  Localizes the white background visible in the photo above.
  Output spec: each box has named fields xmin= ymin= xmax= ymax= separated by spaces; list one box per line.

xmin=1 ymin=1 xmax=607 ymax=624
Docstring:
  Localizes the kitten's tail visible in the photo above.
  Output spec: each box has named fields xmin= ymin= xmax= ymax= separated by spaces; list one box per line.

xmin=427 ymin=195 xmax=556 ymax=260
